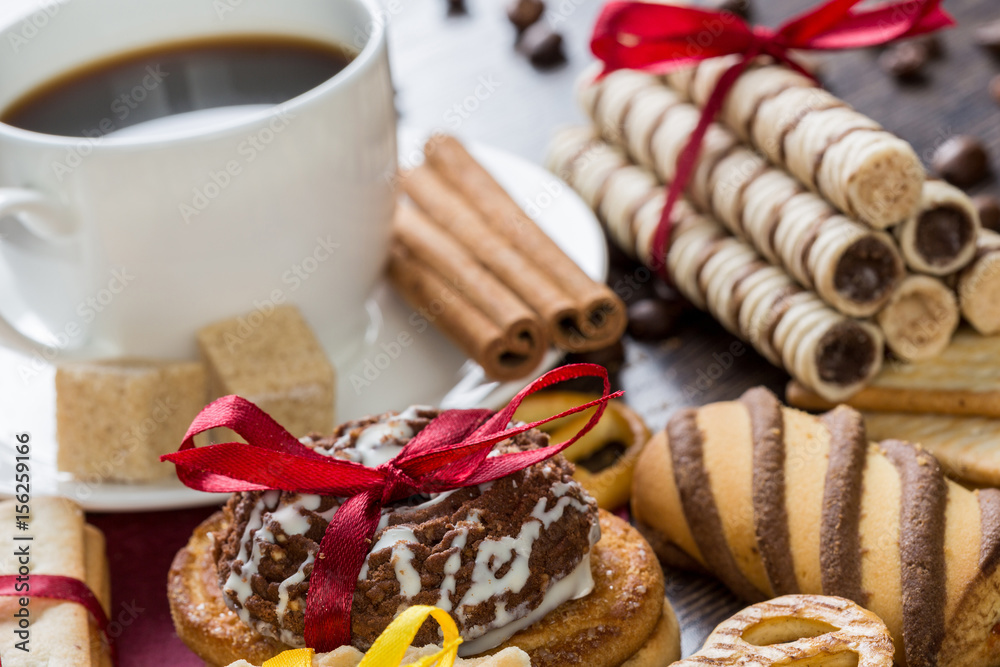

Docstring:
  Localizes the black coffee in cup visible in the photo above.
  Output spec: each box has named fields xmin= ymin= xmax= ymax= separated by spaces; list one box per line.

xmin=1 ymin=35 xmax=354 ymax=137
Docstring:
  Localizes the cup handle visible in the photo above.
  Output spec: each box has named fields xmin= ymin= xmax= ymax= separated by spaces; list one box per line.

xmin=0 ymin=187 xmax=76 ymax=241
xmin=0 ymin=187 xmax=78 ymax=355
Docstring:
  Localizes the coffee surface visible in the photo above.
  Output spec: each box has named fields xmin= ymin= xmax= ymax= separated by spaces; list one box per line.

xmin=1 ymin=35 xmax=354 ymax=137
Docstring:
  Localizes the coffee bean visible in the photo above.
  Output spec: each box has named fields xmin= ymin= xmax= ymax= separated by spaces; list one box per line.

xmin=879 ymin=41 xmax=928 ymax=78
xmin=915 ymin=35 xmax=943 ymax=59
xmin=990 ymin=75 xmax=1000 ymax=107
xmin=567 ymin=340 xmax=626 ymax=374
xmin=932 ymin=135 xmax=990 ymax=188
xmin=973 ymin=194 xmax=1000 ymax=233
xmin=507 ymin=0 xmax=544 ymax=33
xmin=652 ymin=278 xmax=686 ymax=306
xmin=627 ymin=299 xmax=678 ymax=341
xmin=518 ymin=23 xmax=565 ymax=69
xmin=446 ymin=0 xmax=466 ymax=16
xmin=975 ymin=19 xmax=1000 ymax=55
xmin=702 ymin=0 xmax=751 ymax=20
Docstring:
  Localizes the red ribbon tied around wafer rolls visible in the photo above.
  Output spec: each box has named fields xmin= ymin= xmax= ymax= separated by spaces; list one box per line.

xmin=0 ymin=574 xmax=118 ymax=666
xmin=590 ymin=0 xmax=954 ymax=280
xmin=161 ymin=363 xmax=621 ymax=652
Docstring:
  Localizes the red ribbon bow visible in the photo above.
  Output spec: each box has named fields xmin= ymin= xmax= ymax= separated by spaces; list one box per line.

xmin=0 ymin=574 xmax=117 ymax=665
xmin=590 ymin=0 xmax=954 ymax=279
xmin=162 ymin=363 xmax=621 ymax=651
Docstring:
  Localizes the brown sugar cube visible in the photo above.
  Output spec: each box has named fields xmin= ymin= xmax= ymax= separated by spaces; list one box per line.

xmin=197 ymin=305 xmax=335 ymax=439
xmin=56 ymin=359 xmax=207 ymax=483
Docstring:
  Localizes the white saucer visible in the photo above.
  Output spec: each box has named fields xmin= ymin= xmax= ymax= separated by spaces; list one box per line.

xmin=0 ymin=140 xmax=608 ymax=511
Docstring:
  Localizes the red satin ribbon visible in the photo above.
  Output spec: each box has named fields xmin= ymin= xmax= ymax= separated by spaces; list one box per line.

xmin=162 ymin=363 xmax=621 ymax=651
xmin=0 ymin=574 xmax=117 ymax=666
xmin=590 ymin=0 xmax=954 ymax=279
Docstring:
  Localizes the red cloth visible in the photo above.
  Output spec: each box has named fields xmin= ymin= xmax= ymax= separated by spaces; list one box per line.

xmin=88 ymin=507 xmax=217 ymax=666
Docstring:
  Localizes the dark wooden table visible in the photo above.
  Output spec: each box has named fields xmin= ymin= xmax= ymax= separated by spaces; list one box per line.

xmin=92 ymin=0 xmax=1000 ymax=662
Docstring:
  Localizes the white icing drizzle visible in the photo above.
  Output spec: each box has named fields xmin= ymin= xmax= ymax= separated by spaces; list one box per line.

xmin=437 ymin=528 xmax=470 ymax=613
xmin=353 ymin=405 xmax=429 ymax=468
xmin=458 ymin=554 xmax=595 ymax=656
xmin=456 ymin=520 xmax=542 ymax=617
xmin=276 ymin=553 xmax=313 ymax=619
xmin=358 ymin=526 xmax=420 ymax=594
xmin=224 ymin=490 xmax=339 ymax=647
xmin=391 ymin=543 xmax=422 ymax=598
xmin=531 ymin=495 xmax=592 ymax=529
xmin=223 ymin=490 xmax=280 ymax=635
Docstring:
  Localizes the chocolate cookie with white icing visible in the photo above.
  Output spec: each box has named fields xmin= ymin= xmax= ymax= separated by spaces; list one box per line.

xmin=168 ymin=406 xmax=679 ymax=667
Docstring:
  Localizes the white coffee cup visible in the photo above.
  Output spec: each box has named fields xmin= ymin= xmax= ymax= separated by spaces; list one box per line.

xmin=0 ymin=0 xmax=396 ymax=361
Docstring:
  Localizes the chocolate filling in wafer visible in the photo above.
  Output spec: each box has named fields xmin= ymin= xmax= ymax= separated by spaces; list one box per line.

xmin=833 ymin=237 xmax=899 ymax=303
xmin=915 ymin=205 xmax=975 ymax=266
xmin=213 ymin=408 xmax=600 ymax=654
xmin=816 ymin=322 xmax=878 ymax=386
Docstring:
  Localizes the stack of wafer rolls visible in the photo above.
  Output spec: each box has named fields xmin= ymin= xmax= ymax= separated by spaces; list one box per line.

xmin=663 ymin=56 xmax=925 ymax=229
xmin=0 ymin=497 xmax=111 ymax=667
xmin=391 ymin=136 xmax=625 ymax=376
xmin=632 ymin=387 xmax=1000 ymax=667
xmin=577 ymin=67 xmax=905 ymax=319
xmin=548 ymin=127 xmax=883 ymax=401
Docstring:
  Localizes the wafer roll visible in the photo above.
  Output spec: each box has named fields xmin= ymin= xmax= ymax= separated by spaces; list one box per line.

xmin=390 ymin=204 xmax=548 ymax=380
xmin=423 ymin=135 xmax=627 ymax=351
xmin=663 ymin=58 xmax=924 ymax=229
xmin=895 ymin=180 xmax=980 ymax=276
xmin=578 ymin=68 xmax=904 ymax=318
xmin=876 ymin=275 xmax=959 ymax=362
xmin=786 ymin=328 xmax=1000 ymax=422
xmin=958 ymin=230 xmax=1000 ymax=335
xmin=0 ymin=498 xmax=112 ymax=667
xmin=547 ymin=128 xmax=883 ymax=401
xmin=631 ymin=387 xmax=1000 ymax=667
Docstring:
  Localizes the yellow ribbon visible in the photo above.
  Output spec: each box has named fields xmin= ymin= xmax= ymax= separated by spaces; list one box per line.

xmin=263 ymin=648 xmax=314 ymax=667
xmin=262 ymin=606 xmax=463 ymax=667
xmin=360 ymin=605 xmax=463 ymax=667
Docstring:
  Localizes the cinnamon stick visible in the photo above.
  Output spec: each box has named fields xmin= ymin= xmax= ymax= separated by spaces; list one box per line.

xmin=423 ymin=135 xmax=627 ymax=351
xmin=394 ymin=203 xmax=547 ymax=360
xmin=399 ymin=166 xmax=583 ymax=347
xmin=387 ymin=239 xmax=546 ymax=382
